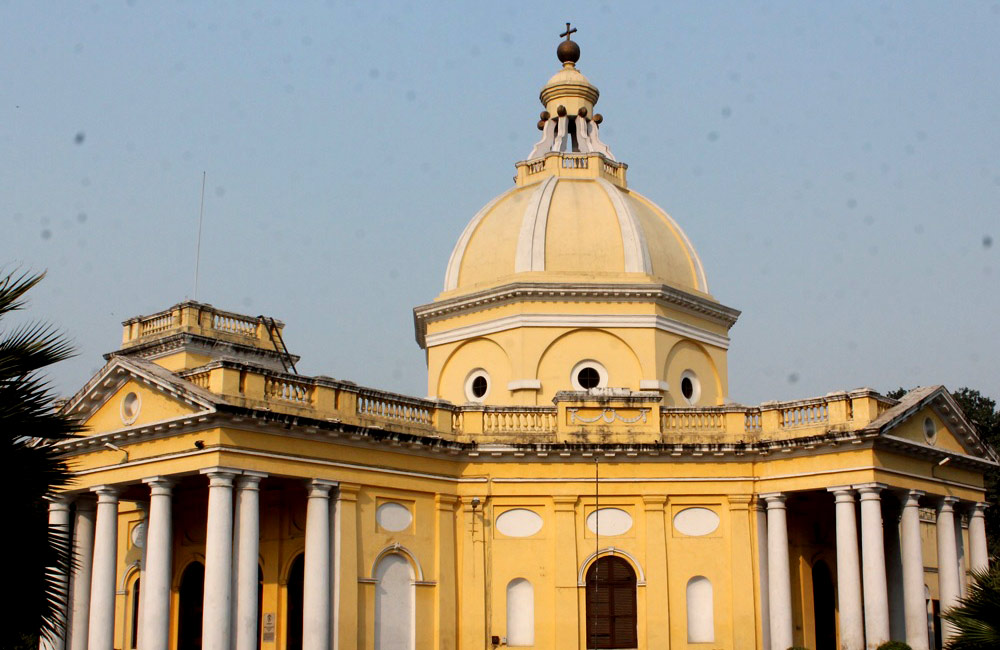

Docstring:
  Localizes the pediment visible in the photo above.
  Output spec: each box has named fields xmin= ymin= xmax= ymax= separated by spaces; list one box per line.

xmin=62 ymin=356 xmax=219 ymax=435
xmin=871 ymin=386 xmax=997 ymax=462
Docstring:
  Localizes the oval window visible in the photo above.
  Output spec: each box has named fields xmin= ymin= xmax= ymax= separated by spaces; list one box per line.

xmin=495 ymin=509 xmax=544 ymax=538
xmin=376 ymin=502 xmax=413 ymax=532
xmin=586 ymin=508 xmax=633 ymax=536
xmin=673 ymin=507 xmax=720 ymax=536
xmin=120 ymin=391 xmax=141 ymax=425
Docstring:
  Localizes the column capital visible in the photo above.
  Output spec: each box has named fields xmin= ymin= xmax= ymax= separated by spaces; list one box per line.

xmin=200 ymin=466 xmax=240 ymax=486
xmin=827 ymin=486 xmax=856 ymax=502
xmin=46 ymin=495 xmax=73 ymax=511
xmin=237 ymin=470 xmax=268 ymax=486
xmin=435 ymin=494 xmax=460 ymax=509
xmin=142 ymin=476 xmax=176 ymax=495
xmin=970 ymin=501 xmax=989 ymax=514
xmin=727 ymin=495 xmax=752 ymax=510
xmin=853 ymin=482 xmax=888 ymax=497
xmin=643 ymin=495 xmax=668 ymax=509
xmin=90 ymin=485 xmax=120 ymax=502
xmin=760 ymin=492 xmax=787 ymax=508
xmin=552 ymin=495 xmax=578 ymax=511
xmin=900 ymin=489 xmax=925 ymax=507
xmin=337 ymin=483 xmax=361 ymax=502
xmin=307 ymin=478 xmax=337 ymax=497
xmin=937 ymin=495 xmax=959 ymax=511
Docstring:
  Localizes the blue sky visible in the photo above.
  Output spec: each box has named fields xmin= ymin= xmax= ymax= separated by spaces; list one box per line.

xmin=3 ymin=1 xmax=998 ymax=405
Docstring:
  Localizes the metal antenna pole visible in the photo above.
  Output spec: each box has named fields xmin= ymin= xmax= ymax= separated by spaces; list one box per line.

xmin=194 ymin=171 xmax=206 ymax=300
xmin=592 ymin=456 xmax=599 ymax=650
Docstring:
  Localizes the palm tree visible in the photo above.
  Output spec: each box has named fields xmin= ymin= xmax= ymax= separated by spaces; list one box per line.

xmin=943 ymin=563 xmax=1000 ymax=649
xmin=1 ymin=271 xmax=82 ymax=649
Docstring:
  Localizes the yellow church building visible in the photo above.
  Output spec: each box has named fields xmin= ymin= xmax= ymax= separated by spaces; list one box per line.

xmin=45 ymin=32 xmax=995 ymax=650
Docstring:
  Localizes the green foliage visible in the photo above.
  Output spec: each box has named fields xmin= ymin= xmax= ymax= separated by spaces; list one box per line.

xmin=876 ymin=641 xmax=912 ymax=650
xmin=943 ymin=564 xmax=1000 ymax=649
xmin=1 ymin=271 xmax=81 ymax=649
xmin=885 ymin=387 xmax=908 ymax=400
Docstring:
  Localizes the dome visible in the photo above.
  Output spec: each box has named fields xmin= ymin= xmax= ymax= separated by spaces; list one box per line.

xmin=439 ymin=32 xmax=710 ymax=301
xmin=442 ymin=175 xmax=709 ymax=296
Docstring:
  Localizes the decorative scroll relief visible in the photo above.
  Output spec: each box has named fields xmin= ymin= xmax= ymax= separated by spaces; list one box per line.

xmin=568 ymin=408 xmax=649 ymax=425
xmin=495 ymin=509 xmax=544 ymax=538
xmin=376 ymin=503 xmax=413 ymax=532
xmin=586 ymin=508 xmax=633 ymax=536
xmin=673 ymin=507 xmax=720 ymax=537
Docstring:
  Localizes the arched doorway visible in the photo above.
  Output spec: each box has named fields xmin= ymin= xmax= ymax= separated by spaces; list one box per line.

xmin=812 ymin=559 xmax=836 ymax=650
xmin=177 ymin=562 xmax=204 ymax=650
xmin=585 ymin=556 xmax=637 ymax=649
xmin=285 ymin=554 xmax=304 ymax=650
xmin=374 ymin=553 xmax=416 ymax=650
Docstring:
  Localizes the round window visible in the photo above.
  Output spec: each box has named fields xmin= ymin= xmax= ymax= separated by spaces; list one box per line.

xmin=120 ymin=391 xmax=141 ymax=425
xmin=571 ymin=360 xmax=608 ymax=391
xmin=464 ymin=369 xmax=490 ymax=403
xmin=679 ymin=370 xmax=701 ymax=405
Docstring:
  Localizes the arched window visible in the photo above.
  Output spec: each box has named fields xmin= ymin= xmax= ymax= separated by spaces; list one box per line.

xmin=177 ymin=562 xmax=204 ymax=650
xmin=686 ymin=576 xmax=714 ymax=642
xmin=506 ymin=578 xmax=534 ymax=646
xmin=285 ymin=554 xmax=305 ymax=650
xmin=375 ymin=553 xmax=415 ymax=650
xmin=585 ymin=556 xmax=637 ymax=649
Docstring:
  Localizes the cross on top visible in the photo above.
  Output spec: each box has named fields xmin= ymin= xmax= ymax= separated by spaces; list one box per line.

xmin=560 ymin=22 xmax=577 ymax=41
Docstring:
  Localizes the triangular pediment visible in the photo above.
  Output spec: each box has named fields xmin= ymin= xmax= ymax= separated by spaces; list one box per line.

xmin=869 ymin=385 xmax=997 ymax=462
xmin=62 ymin=356 xmax=221 ymax=435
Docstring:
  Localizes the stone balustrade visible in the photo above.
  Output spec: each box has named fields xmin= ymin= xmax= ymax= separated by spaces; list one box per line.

xmin=514 ymin=151 xmax=627 ymax=187
xmin=121 ymin=301 xmax=285 ymax=352
xmin=169 ymin=360 xmax=893 ymax=444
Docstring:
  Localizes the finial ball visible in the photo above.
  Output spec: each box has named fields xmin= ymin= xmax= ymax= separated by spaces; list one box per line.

xmin=593 ymin=113 xmax=603 ymax=124
xmin=540 ymin=111 xmax=551 ymax=120
xmin=556 ymin=38 xmax=580 ymax=64
xmin=556 ymin=105 xmax=567 ymax=117
xmin=578 ymin=107 xmax=588 ymax=117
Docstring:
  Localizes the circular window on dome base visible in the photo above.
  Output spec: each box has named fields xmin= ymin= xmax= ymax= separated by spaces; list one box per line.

xmin=464 ymin=369 xmax=491 ymax=403
xmin=679 ymin=370 xmax=701 ymax=405
xmin=571 ymin=360 xmax=608 ymax=391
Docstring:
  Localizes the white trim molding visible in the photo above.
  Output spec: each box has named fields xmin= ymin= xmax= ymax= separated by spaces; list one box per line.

xmin=507 ymin=379 xmax=542 ymax=391
xmin=444 ymin=185 xmax=521 ymax=291
xmin=577 ymin=547 xmax=647 ymax=586
xmin=368 ymin=543 xmax=425 ymax=582
xmin=639 ymin=380 xmax=670 ymax=392
xmin=424 ymin=312 xmax=730 ymax=349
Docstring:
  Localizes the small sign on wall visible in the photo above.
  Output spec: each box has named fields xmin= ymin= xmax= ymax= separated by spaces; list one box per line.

xmin=262 ymin=613 xmax=275 ymax=642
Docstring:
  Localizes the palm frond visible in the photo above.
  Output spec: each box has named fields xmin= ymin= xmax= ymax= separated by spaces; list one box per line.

xmin=943 ymin=564 xmax=1000 ymax=649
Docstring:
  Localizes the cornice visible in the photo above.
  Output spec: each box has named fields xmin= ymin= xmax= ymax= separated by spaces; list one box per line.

xmin=413 ymin=282 xmax=741 ymax=348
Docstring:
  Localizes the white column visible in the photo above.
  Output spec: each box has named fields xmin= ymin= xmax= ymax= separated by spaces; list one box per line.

xmin=140 ymin=477 xmax=174 ymax=650
xmin=304 ymin=480 xmax=336 ymax=650
xmin=235 ymin=472 xmax=266 ymax=650
xmin=884 ymin=498 xmax=906 ymax=641
xmin=87 ymin=486 xmax=120 ymax=650
xmin=763 ymin=493 xmax=792 ymax=650
xmin=40 ymin=497 xmax=73 ymax=650
xmin=135 ymin=501 xmax=149 ymax=650
xmin=828 ymin=487 xmax=864 ymax=650
xmin=937 ymin=496 xmax=961 ymax=643
xmin=858 ymin=483 xmax=890 ymax=649
xmin=201 ymin=468 xmax=238 ymax=650
xmin=68 ymin=499 xmax=96 ymax=650
xmin=968 ymin=502 xmax=989 ymax=574
xmin=755 ymin=500 xmax=771 ymax=650
xmin=900 ymin=490 xmax=929 ymax=650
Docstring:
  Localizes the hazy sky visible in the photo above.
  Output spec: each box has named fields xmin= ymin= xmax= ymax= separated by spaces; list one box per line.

xmin=3 ymin=2 xmax=998 ymax=405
